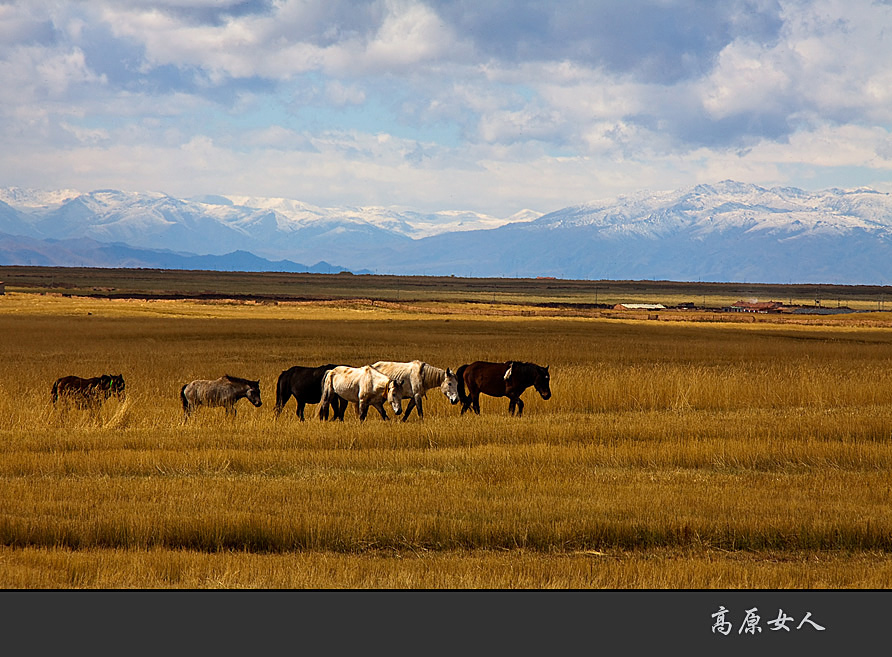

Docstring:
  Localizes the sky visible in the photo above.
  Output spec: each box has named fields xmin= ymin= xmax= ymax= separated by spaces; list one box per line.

xmin=1 ymin=0 xmax=892 ymax=217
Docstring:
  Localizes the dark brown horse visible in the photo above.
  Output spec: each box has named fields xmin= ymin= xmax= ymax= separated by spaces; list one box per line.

xmin=274 ymin=364 xmax=340 ymax=420
xmin=456 ymin=360 xmax=551 ymax=417
xmin=52 ymin=374 xmax=126 ymax=409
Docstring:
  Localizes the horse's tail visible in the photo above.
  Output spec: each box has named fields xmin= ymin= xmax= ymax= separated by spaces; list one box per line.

xmin=274 ymin=370 xmax=290 ymax=417
xmin=318 ymin=370 xmax=333 ymax=420
xmin=180 ymin=384 xmax=190 ymax=414
xmin=455 ymin=364 xmax=469 ymax=405
xmin=51 ymin=379 xmax=60 ymax=405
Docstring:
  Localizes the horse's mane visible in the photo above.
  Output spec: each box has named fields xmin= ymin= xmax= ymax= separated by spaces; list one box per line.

xmin=373 ymin=360 xmax=414 ymax=381
xmin=223 ymin=374 xmax=257 ymax=386
xmin=421 ymin=363 xmax=448 ymax=388
xmin=506 ymin=361 xmax=548 ymax=379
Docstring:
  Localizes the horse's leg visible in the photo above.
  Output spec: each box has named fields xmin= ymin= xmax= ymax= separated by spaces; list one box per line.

xmin=401 ymin=397 xmax=417 ymax=422
xmin=84 ymin=394 xmax=100 ymax=414
xmin=414 ymin=395 xmax=424 ymax=421
xmin=471 ymin=391 xmax=481 ymax=415
xmin=335 ymin=397 xmax=348 ymax=421
xmin=326 ymin=397 xmax=345 ymax=421
xmin=508 ymin=398 xmax=517 ymax=415
xmin=461 ymin=381 xmax=477 ymax=415
xmin=460 ymin=397 xmax=471 ymax=415
xmin=297 ymin=401 xmax=306 ymax=421
xmin=515 ymin=397 xmax=524 ymax=417
xmin=374 ymin=402 xmax=388 ymax=421
xmin=275 ymin=388 xmax=291 ymax=418
xmin=358 ymin=400 xmax=369 ymax=421
xmin=461 ymin=392 xmax=478 ymax=414
xmin=322 ymin=397 xmax=340 ymax=421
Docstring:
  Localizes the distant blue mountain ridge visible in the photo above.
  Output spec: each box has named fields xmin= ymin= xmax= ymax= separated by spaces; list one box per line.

xmin=2 ymin=181 xmax=892 ymax=284
xmin=0 ymin=232 xmax=366 ymax=274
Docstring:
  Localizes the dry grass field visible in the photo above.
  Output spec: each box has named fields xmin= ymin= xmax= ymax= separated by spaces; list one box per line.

xmin=3 ymin=283 xmax=892 ymax=588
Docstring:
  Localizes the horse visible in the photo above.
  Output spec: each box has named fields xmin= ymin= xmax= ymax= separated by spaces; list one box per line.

xmin=455 ymin=360 xmax=551 ymax=417
xmin=371 ymin=360 xmax=459 ymax=421
xmin=274 ymin=364 xmax=340 ymax=421
xmin=52 ymin=374 xmax=125 ymax=410
xmin=318 ymin=365 xmax=404 ymax=422
xmin=180 ymin=374 xmax=262 ymax=420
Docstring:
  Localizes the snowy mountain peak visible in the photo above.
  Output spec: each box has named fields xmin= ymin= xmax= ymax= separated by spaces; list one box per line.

xmin=0 ymin=187 xmax=82 ymax=209
xmin=535 ymin=181 xmax=892 ymax=238
xmin=0 ymin=185 xmax=542 ymax=260
xmin=3 ymin=181 xmax=892 ymax=284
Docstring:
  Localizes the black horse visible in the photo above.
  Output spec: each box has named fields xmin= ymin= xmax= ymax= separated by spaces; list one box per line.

xmin=455 ymin=360 xmax=551 ymax=417
xmin=52 ymin=374 xmax=126 ymax=410
xmin=274 ymin=364 xmax=341 ymax=420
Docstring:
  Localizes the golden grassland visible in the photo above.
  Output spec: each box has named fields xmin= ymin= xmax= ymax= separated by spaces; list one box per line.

xmin=3 ymin=290 xmax=892 ymax=588
xmin=5 ymin=263 xmax=892 ymax=311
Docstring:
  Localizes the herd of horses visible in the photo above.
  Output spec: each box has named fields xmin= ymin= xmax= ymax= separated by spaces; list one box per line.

xmin=50 ymin=360 xmax=552 ymax=422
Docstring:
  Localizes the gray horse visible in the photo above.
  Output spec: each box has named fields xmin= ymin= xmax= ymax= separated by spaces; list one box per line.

xmin=181 ymin=374 xmax=262 ymax=420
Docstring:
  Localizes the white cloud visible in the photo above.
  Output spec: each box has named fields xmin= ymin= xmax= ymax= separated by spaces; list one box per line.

xmin=701 ymin=0 xmax=892 ymax=126
xmin=700 ymin=40 xmax=795 ymax=120
xmin=757 ymin=124 xmax=892 ymax=169
xmin=2 ymin=0 xmax=892 ymax=218
xmin=95 ymin=0 xmax=467 ymax=81
xmin=0 ymin=44 xmax=104 ymax=105
xmin=362 ymin=0 xmax=462 ymax=71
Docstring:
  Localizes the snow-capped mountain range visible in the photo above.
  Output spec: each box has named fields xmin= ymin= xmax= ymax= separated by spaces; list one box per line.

xmin=1 ymin=181 xmax=891 ymax=284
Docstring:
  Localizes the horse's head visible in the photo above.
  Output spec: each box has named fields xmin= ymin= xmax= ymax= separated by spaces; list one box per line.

xmin=441 ymin=368 xmax=460 ymax=405
xmin=534 ymin=365 xmax=551 ymax=400
xmin=110 ymin=374 xmax=126 ymax=398
xmin=246 ymin=380 xmax=263 ymax=407
xmin=387 ymin=378 xmax=404 ymax=415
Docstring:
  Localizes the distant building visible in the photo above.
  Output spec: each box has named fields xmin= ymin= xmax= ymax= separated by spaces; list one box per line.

xmin=0 ymin=281 xmax=5 ymax=295
xmin=726 ymin=300 xmax=783 ymax=313
xmin=613 ymin=303 xmax=666 ymax=311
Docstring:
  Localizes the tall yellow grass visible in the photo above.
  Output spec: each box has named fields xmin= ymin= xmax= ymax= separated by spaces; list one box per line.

xmin=2 ymin=292 xmax=892 ymax=587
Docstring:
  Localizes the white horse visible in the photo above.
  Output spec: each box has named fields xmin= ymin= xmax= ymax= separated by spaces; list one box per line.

xmin=372 ymin=360 xmax=459 ymax=421
xmin=318 ymin=365 xmax=404 ymax=422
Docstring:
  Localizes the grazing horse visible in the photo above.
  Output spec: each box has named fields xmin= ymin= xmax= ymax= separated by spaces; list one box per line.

xmin=274 ymin=364 xmax=340 ymax=421
xmin=181 ymin=374 xmax=262 ymax=420
xmin=52 ymin=374 xmax=125 ymax=410
xmin=456 ymin=360 xmax=551 ymax=417
xmin=318 ymin=365 xmax=404 ymax=422
xmin=372 ymin=360 xmax=459 ymax=421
